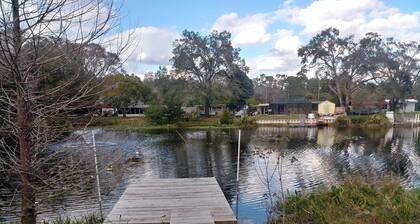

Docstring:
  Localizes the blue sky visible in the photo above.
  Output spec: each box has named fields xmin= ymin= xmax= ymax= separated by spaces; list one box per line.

xmin=111 ymin=0 xmax=420 ymax=78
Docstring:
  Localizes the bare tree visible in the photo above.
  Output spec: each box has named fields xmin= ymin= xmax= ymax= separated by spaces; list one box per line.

xmin=0 ymin=0 xmax=125 ymax=223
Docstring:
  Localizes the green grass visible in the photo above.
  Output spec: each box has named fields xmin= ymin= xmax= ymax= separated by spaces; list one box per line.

xmin=88 ymin=116 xmax=244 ymax=131
xmin=42 ymin=214 xmax=101 ymax=224
xmin=268 ymin=178 xmax=420 ymax=224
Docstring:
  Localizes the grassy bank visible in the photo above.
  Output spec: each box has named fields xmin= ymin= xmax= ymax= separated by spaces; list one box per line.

xmin=86 ymin=116 xmax=246 ymax=131
xmin=269 ymin=178 xmax=420 ymax=224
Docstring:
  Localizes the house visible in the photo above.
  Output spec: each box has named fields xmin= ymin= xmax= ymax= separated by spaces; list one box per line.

xmin=401 ymin=99 xmax=419 ymax=113
xmin=117 ymin=104 xmax=149 ymax=117
xmin=198 ymin=105 xmax=225 ymax=116
xmin=181 ymin=106 xmax=199 ymax=114
xmin=385 ymin=99 xmax=419 ymax=113
xmin=318 ymin=100 xmax=336 ymax=116
xmin=256 ymin=103 xmax=270 ymax=115
xmin=269 ymin=98 xmax=312 ymax=114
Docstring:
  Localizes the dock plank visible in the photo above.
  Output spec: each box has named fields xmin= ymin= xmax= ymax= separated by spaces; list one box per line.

xmin=105 ymin=177 xmax=236 ymax=224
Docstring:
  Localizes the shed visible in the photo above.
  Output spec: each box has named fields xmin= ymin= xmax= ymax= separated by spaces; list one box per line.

xmin=402 ymin=99 xmax=418 ymax=113
xmin=318 ymin=100 xmax=336 ymax=115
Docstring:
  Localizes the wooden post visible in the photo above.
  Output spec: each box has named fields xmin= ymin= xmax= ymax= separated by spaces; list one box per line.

xmin=235 ymin=129 xmax=241 ymax=219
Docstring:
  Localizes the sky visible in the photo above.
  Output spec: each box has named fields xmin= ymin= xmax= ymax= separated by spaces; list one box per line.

xmin=108 ymin=0 xmax=420 ymax=78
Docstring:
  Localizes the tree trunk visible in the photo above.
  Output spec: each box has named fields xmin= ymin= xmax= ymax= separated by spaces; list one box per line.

xmin=122 ymin=108 xmax=127 ymax=117
xmin=204 ymin=97 xmax=210 ymax=117
xmin=12 ymin=0 xmax=37 ymax=223
xmin=17 ymin=95 xmax=36 ymax=224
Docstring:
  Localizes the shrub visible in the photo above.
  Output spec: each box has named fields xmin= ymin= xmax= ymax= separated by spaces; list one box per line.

xmin=240 ymin=116 xmax=256 ymax=127
xmin=144 ymin=105 xmax=166 ymax=125
xmin=269 ymin=178 xmax=420 ymax=224
xmin=349 ymin=115 xmax=369 ymax=125
xmin=334 ymin=115 xmax=352 ymax=128
xmin=163 ymin=103 xmax=185 ymax=123
xmin=219 ymin=110 xmax=234 ymax=125
xmin=145 ymin=104 xmax=185 ymax=125
xmin=363 ymin=114 xmax=391 ymax=128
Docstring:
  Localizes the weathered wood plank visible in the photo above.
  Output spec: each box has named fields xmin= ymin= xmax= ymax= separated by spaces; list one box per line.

xmin=105 ymin=177 xmax=236 ymax=224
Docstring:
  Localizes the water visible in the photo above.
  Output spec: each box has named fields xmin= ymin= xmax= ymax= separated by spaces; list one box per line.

xmin=1 ymin=127 xmax=420 ymax=223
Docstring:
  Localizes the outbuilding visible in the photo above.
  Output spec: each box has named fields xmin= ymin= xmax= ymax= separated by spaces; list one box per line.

xmin=318 ymin=100 xmax=336 ymax=116
xmin=402 ymin=99 xmax=418 ymax=113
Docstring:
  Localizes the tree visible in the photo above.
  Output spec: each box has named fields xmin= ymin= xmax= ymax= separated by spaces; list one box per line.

xmin=172 ymin=30 xmax=247 ymax=116
xmin=298 ymin=28 xmax=378 ymax=109
xmin=0 ymin=0 xmax=122 ymax=223
xmin=103 ymin=74 xmax=155 ymax=117
xmin=227 ymin=68 xmax=254 ymax=111
xmin=376 ymin=39 xmax=420 ymax=110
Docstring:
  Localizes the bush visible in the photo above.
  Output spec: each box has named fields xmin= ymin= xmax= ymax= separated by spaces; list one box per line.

xmin=240 ymin=116 xmax=256 ymax=127
xmin=349 ymin=115 xmax=369 ymax=125
xmin=145 ymin=104 xmax=185 ymax=125
xmin=334 ymin=115 xmax=352 ymax=128
xmin=269 ymin=178 xmax=420 ymax=224
xmin=164 ymin=103 xmax=185 ymax=123
xmin=363 ymin=114 xmax=391 ymax=128
xmin=144 ymin=105 xmax=166 ymax=125
xmin=219 ymin=110 xmax=234 ymax=125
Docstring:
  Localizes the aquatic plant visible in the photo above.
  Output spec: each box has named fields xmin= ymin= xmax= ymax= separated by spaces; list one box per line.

xmin=268 ymin=178 xmax=420 ymax=224
xmin=334 ymin=115 xmax=352 ymax=128
xmin=362 ymin=114 xmax=391 ymax=128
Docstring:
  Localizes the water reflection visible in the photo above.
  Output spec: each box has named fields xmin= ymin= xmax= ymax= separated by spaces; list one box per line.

xmin=1 ymin=127 xmax=420 ymax=224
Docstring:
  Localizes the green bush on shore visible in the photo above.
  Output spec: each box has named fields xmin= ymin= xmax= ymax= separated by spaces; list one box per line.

xmin=334 ymin=115 xmax=352 ymax=127
xmin=219 ymin=110 xmax=234 ymax=125
xmin=362 ymin=114 xmax=391 ymax=128
xmin=268 ymin=178 xmax=420 ymax=224
xmin=144 ymin=104 xmax=185 ymax=125
xmin=239 ymin=116 xmax=256 ymax=127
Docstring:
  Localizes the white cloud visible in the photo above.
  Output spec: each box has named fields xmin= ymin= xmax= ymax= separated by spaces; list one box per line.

xmin=106 ymin=26 xmax=179 ymax=75
xmin=212 ymin=13 xmax=271 ymax=45
xmin=247 ymin=0 xmax=420 ymax=77
xmin=288 ymin=0 xmax=420 ymax=41
xmin=248 ymin=29 xmax=301 ymax=77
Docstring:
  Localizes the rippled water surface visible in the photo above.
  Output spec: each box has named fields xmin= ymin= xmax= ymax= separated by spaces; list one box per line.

xmin=1 ymin=127 xmax=420 ymax=223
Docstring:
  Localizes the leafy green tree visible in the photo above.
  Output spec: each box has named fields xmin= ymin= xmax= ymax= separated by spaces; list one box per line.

xmin=103 ymin=74 xmax=155 ymax=117
xmin=172 ymin=30 xmax=247 ymax=116
xmin=298 ymin=28 xmax=379 ymax=109
xmin=227 ymin=68 xmax=254 ymax=111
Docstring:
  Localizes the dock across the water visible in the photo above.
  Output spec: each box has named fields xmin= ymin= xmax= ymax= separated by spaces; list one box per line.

xmin=105 ymin=177 xmax=236 ymax=224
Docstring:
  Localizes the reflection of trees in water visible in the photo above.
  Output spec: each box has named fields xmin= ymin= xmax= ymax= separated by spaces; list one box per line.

xmin=0 ymin=138 xmax=126 ymax=222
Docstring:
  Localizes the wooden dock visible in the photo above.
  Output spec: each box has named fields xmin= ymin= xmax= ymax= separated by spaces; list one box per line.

xmin=105 ymin=177 xmax=236 ymax=224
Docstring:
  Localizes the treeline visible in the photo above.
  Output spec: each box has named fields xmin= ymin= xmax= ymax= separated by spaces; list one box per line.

xmin=103 ymin=28 xmax=420 ymax=117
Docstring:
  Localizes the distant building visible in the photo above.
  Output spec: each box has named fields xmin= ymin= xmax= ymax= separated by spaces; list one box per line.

xmin=269 ymin=98 xmax=312 ymax=114
xmin=198 ymin=105 xmax=225 ymax=116
xmin=384 ymin=99 xmax=419 ymax=113
xmin=318 ymin=100 xmax=336 ymax=116
xmin=256 ymin=103 xmax=270 ymax=115
xmin=401 ymin=99 xmax=419 ymax=113
xmin=117 ymin=104 xmax=149 ymax=117
xmin=181 ymin=106 xmax=198 ymax=114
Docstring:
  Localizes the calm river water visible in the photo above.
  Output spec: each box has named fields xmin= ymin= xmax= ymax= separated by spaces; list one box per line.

xmin=1 ymin=127 xmax=420 ymax=223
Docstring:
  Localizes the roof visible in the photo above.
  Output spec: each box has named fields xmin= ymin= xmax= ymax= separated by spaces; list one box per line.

xmin=257 ymin=103 xmax=269 ymax=106
xmin=405 ymin=99 xmax=418 ymax=103
xmin=271 ymin=98 xmax=310 ymax=104
xmin=319 ymin=100 xmax=335 ymax=105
